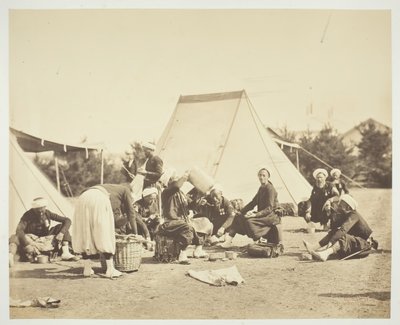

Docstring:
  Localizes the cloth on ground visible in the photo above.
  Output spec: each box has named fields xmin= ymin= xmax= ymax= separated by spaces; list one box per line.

xmin=10 ymin=297 xmax=61 ymax=308
xmin=186 ymin=265 xmax=244 ymax=286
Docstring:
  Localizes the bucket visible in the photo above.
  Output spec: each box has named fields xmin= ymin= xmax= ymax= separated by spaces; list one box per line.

xmin=225 ymin=251 xmax=237 ymax=260
xmin=36 ymin=255 xmax=48 ymax=264
xmin=188 ymin=166 xmax=215 ymax=194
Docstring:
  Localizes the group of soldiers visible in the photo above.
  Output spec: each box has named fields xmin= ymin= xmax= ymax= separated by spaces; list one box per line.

xmin=8 ymin=142 xmax=379 ymax=275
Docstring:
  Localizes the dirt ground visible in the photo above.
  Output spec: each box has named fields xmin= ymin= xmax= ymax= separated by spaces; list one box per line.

xmin=8 ymin=188 xmax=392 ymax=319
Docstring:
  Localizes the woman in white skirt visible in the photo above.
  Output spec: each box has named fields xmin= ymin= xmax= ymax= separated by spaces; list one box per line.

xmin=72 ymin=186 xmax=122 ymax=278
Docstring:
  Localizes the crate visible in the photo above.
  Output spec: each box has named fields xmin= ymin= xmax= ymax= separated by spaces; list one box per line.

xmin=114 ymin=235 xmax=143 ymax=272
xmin=154 ymin=234 xmax=181 ymax=263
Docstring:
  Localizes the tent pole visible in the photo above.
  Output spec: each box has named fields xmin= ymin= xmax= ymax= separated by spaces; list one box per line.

xmin=54 ymin=155 xmax=61 ymax=193
xmin=100 ymin=150 xmax=104 ymax=184
xmin=296 ymin=148 xmax=300 ymax=170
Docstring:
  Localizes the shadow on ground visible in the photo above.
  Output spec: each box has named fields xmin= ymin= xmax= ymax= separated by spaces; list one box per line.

xmin=319 ymin=291 xmax=390 ymax=301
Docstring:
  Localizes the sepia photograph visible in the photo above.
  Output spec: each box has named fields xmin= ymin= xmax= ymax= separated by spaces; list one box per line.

xmin=1 ymin=0 xmax=398 ymax=323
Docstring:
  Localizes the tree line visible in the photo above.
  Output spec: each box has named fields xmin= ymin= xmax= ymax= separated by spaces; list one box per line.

xmin=34 ymin=120 xmax=392 ymax=197
xmin=280 ymin=121 xmax=392 ymax=188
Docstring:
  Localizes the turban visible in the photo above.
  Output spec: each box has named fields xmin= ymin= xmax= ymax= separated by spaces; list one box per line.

xmin=330 ymin=168 xmax=341 ymax=177
xmin=312 ymin=168 xmax=328 ymax=179
xmin=142 ymin=187 xmax=158 ymax=197
xmin=142 ymin=142 xmax=156 ymax=151
xmin=31 ymin=197 xmax=48 ymax=209
xmin=340 ymin=194 xmax=358 ymax=211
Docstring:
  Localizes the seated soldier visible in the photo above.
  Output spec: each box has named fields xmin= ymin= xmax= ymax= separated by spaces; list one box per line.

xmin=9 ymin=197 xmax=78 ymax=267
xmin=307 ymin=168 xmax=340 ymax=230
xmin=303 ymin=194 xmax=378 ymax=261
xmin=133 ymin=187 xmax=161 ymax=243
xmin=156 ymin=170 xmax=206 ymax=264
xmin=220 ymin=168 xmax=285 ymax=251
xmin=193 ymin=184 xmax=236 ymax=245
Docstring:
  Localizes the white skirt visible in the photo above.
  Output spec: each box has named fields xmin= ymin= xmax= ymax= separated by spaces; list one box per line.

xmin=72 ymin=188 xmax=116 ymax=255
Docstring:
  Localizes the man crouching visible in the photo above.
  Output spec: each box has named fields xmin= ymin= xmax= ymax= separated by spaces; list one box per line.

xmin=9 ymin=197 xmax=78 ymax=266
xmin=303 ymin=194 xmax=378 ymax=261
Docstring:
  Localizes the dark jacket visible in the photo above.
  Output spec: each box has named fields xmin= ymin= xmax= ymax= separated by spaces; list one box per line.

xmin=241 ymin=182 xmax=279 ymax=218
xmin=319 ymin=210 xmax=372 ymax=247
xmin=99 ymin=184 xmax=135 ymax=226
xmin=310 ymin=182 xmax=339 ymax=222
xmin=15 ymin=209 xmax=71 ymax=246
xmin=332 ymin=180 xmax=349 ymax=195
xmin=121 ymin=159 xmax=136 ymax=182
xmin=196 ymin=196 xmax=235 ymax=230
xmin=143 ymin=155 xmax=163 ymax=188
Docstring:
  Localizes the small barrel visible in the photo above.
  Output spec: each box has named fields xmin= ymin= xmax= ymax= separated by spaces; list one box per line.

xmin=188 ymin=166 xmax=215 ymax=194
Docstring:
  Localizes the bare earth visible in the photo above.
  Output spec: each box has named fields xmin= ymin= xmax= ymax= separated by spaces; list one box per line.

xmin=9 ymin=188 xmax=391 ymax=319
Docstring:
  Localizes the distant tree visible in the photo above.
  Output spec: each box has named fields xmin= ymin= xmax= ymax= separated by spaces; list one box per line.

xmin=34 ymin=150 xmax=125 ymax=197
xmin=356 ymin=122 xmax=392 ymax=187
xmin=296 ymin=125 xmax=357 ymax=184
xmin=278 ymin=126 xmax=298 ymax=166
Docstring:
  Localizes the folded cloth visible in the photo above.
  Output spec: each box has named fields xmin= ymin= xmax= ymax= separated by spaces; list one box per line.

xmin=186 ymin=265 xmax=244 ymax=286
xmin=189 ymin=217 xmax=213 ymax=236
xmin=10 ymin=297 xmax=61 ymax=308
xmin=26 ymin=234 xmax=55 ymax=252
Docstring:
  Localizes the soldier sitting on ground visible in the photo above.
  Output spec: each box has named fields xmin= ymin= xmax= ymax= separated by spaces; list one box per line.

xmin=9 ymin=197 xmax=78 ymax=267
xmin=303 ymin=194 xmax=378 ymax=261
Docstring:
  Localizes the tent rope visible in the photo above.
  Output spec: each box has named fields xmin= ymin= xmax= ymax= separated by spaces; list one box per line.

xmin=299 ymin=146 xmax=365 ymax=189
xmin=9 ymin=177 xmax=28 ymax=211
xmin=245 ymin=94 xmax=299 ymax=204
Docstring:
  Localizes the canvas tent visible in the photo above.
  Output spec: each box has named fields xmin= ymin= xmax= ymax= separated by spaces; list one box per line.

xmin=9 ymin=128 xmax=102 ymax=234
xmin=156 ymin=90 xmax=312 ymax=205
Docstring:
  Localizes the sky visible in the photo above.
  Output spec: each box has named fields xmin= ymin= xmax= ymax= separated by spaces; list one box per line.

xmin=1 ymin=2 xmax=400 ymax=325
xmin=7 ymin=6 xmax=392 ymax=153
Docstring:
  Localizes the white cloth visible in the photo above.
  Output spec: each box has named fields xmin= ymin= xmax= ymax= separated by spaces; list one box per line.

xmin=340 ymin=194 xmax=358 ymax=211
xmin=31 ymin=197 xmax=48 ymax=208
xmin=186 ymin=265 xmax=245 ymax=286
xmin=142 ymin=142 xmax=156 ymax=151
xmin=142 ymin=187 xmax=158 ymax=197
xmin=130 ymin=174 xmax=145 ymax=203
xmin=312 ymin=168 xmax=328 ymax=179
xmin=26 ymin=234 xmax=54 ymax=252
xmin=330 ymin=168 xmax=341 ymax=177
xmin=159 ymin=168 xmax=176 ymax=187
xmin=72 ymin=188 xmax=116 ymax=255
xmin=190 ymin=217 xmax=213 ymax=236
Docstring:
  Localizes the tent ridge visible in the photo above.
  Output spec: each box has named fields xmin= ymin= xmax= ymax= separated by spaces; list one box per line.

xmin=179 ymin=90 xmax=244 ymax=104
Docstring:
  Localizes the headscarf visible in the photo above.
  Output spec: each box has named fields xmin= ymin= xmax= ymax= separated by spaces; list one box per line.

xmin=142 ymin=142 xmax=156 ymax=151
xmin=340 ymin=194 xmax=358 ymax=211
xmin=31 ymin=197 xmax=48 ymax=209
xmin=142 ymin=187 xmax=158 ymax=197
xmin=312 ymin=168 xmax=328 ymax=179
xmin=330 ymin=168 xmax=341 ymax=177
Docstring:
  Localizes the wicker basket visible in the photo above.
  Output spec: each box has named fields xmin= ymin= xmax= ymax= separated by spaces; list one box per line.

xmin=114 ymin=235 xmax=143 ymax=272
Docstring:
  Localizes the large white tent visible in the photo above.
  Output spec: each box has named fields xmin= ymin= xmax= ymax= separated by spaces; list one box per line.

xmin=156 ymin=90 xmax=312 ymax=205
xmin=9 ymin=128 xmax=102 ymax=234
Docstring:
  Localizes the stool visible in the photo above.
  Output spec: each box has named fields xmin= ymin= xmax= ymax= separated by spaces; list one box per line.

xmin=154 ymin=233 xmax=181 ymax=263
